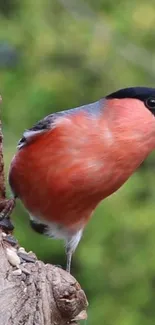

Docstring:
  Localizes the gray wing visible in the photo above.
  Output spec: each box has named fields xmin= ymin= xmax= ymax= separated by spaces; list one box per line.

xmin=17 ymin=113 xmax=56 ymax=149
xmin=17 ymin=99 xmax=102 ymax=149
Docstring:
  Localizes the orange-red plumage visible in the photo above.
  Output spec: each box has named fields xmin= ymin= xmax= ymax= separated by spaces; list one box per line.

xmin=8 ymin=88 xmax=155 ymax=272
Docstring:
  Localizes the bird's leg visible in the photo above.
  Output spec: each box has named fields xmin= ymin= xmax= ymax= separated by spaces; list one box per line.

xmin=65 ymin=229 xmax=83 ymax=273
xmin=66 ymin=250 xmax=72 ymax=273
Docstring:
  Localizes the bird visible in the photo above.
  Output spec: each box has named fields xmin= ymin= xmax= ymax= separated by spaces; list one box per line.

xmin=8 ymin=87 xmax=155 ymax=273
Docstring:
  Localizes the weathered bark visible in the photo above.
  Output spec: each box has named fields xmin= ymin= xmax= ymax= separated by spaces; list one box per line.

xmin=0 ymin=237 xmax=88 ymax=325
xmin=0 ymin=95 xmax=6 ymax=200
xmin=0 ymin=98 xmax=88 ymax=325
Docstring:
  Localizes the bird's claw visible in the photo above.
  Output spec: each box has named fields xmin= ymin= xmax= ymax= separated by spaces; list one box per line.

xmin=0 ymin=217 xmax=14 ymax=233
xmin=0 ymin=198 xmax=15 ymax=220
xmin=0 ymin=198 xmax=15 ymax=233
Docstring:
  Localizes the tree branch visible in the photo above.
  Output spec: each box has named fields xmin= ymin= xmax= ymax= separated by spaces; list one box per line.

xmin=0 ymin=96 xmax=6 ymax=200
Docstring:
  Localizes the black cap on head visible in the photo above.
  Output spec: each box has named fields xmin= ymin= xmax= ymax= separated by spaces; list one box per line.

xmin=106 ymin=87 xmax=155 ymax=115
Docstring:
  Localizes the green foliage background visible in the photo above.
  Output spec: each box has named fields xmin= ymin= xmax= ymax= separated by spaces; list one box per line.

xmin=2 ymin=1 xmax=155 ymax=324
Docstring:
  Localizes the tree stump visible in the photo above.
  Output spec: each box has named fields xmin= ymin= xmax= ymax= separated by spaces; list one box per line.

xmin=0 ymin=97 xmax=88 ymax=325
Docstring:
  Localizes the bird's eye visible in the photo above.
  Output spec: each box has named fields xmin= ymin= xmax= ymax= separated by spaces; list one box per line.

xmin=145 ymin=97 xmax=155 ymax=109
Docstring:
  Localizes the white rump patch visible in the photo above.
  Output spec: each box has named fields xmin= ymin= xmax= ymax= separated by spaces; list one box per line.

xmin=30 ymin=214 xmax=83 ymax=253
